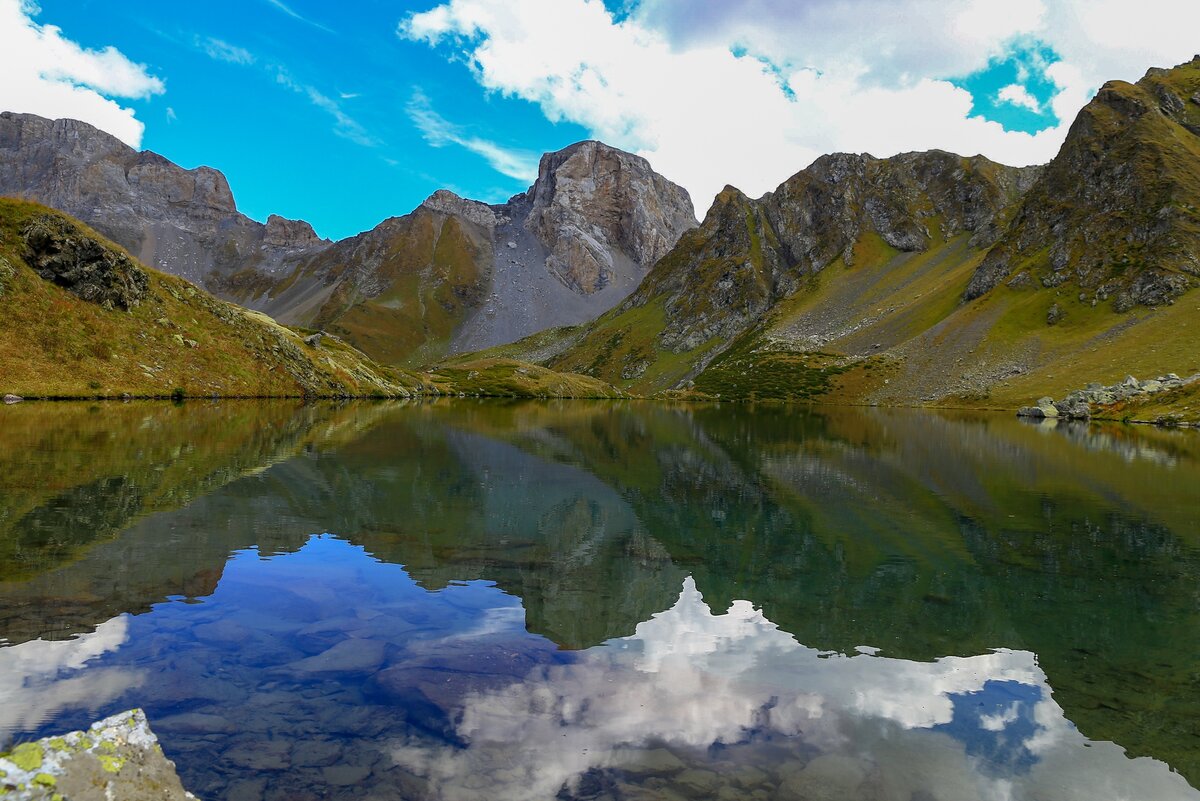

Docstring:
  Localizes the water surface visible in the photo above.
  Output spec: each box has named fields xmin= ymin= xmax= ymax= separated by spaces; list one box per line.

xmin=1 ymin=400 xmax=1199 ymax=800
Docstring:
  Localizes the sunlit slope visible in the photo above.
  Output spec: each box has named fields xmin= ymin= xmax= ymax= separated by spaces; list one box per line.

xmin=0 ymin=199 xmax=428 ymax=398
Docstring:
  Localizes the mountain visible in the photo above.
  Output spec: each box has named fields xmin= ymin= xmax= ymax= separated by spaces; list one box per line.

xmin=0 ymin=199 xmax=427 ymax=398
xmin=502 ymin=56 xmax=1200 ymax=413
xmin=0 ymin=115 xmax=695 ymax=366
xmin=0 ymin=198 xmax=624 ymax=400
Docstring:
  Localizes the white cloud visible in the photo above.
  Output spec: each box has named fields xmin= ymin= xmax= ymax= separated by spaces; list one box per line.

xmin=0 ymin=0 xmax=164 ymax=147
xmin=198 ymin=36 xmax=255 ymax=66
xmin=401 ymin=0 xmax=1200 ymax=215
xmin=407 ymin=89 xmax=538 ymax=182
xmin=997 ymin=83 xmax=1042 ymax=113
xmin=387 ymin=577 xmax=1199 ymax=801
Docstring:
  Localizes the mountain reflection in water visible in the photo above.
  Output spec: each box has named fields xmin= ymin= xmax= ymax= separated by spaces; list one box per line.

xmin=1 ymin=400 xmax=1198 ymax=800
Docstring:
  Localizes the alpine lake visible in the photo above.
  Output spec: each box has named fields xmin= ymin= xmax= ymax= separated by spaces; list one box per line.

xmin=2 ymin=399 xmax=1199 ymax=801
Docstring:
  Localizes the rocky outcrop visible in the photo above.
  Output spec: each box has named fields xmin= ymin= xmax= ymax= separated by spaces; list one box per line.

xmin=20 ymin=213 xmax=148 ymax=309
xmin=263 ymin=214 xmax=322 ymax=249
xmin=966 ymin=55 xmax=1200 ymax=305
xmin=525 ymin=141 xmax=696 ymax=294
xmin=419 ymin=189 xmax=498 ymax=233
xmin=608 ymin=150 xmax=1037 ymax=356
xmin=1018 ymin=373 xmax=1200 ymax=421
xmin=0 ymin=709 xmax=198 ymax=800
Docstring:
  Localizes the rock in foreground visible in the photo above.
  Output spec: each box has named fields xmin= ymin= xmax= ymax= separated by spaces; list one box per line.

xmin=0 ymin=709 xmax=198 ymax=800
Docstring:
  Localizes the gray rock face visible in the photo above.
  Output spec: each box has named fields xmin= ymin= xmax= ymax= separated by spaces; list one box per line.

xmin=419 ymin=189 xmax=498 ymax=234
xmin=0 ymin=112 xmax=327 ymax=293
xmin=525 ymin=141 xmax=697 ymax=294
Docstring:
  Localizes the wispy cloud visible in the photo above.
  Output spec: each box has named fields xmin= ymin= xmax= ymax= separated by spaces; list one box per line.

xmin=197 ymin=36 xmax=255 ymax=65
xmin=407 ymin=89 xmax=537 ymax=182
xmin=275 ymin=68 xmax=376 ymax=146
xmin=264 ymin=0 xmax=334 ymax=33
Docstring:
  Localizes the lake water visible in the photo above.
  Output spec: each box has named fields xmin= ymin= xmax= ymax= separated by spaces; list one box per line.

xmin=1 ymin=400 xmax=1199 ymax=800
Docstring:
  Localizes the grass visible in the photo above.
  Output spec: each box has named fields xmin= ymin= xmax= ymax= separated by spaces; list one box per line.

xmin=300 ymin=210 xmax=490 ymax=367
xmin=428 ymin=358 xmax=626 ymax=399
xmin=0 ymin=199 xmax=429 ymax=399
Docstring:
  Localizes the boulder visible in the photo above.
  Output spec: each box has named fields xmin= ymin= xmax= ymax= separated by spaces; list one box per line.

xmin=1054 ymin=399 xmax=1091 ymax=420
xmin=2 ymin=394 xmax=22 ymax=404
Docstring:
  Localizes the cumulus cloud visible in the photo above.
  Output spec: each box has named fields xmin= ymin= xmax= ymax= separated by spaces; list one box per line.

xmin=997 ymin=83 xmax=1043 ymax=113
xmin=387 ymin=577 xmax=1197 ymax=801
xmin=407 ymin=89 xmax=538 ymax=182
xmin=400 ymin=0 xmax=1200 ymax=214
xmin=0 ymin=0 xmax=164 ymax=147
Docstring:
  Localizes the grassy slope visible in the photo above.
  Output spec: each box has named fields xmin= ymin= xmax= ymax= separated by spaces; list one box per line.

xmin=0 ymin=200 xmax=434 ymax=398
xmin=428 ymin=357 xmax=629 ymax=399
xmin=281 ymin=210 xmax=492 ymax=368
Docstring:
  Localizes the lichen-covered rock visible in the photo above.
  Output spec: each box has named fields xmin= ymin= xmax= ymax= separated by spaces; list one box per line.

xmin=20 ymin=214 xmax=148 ymax=309
xmin=0 ymin=709 xmax=198 ymax=800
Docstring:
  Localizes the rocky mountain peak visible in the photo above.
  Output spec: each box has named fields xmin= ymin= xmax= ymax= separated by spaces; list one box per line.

xmin=419 ymin=189 xmax=498 ymax=232
xmin=264 ymin=214 xmax=324 ymax=250
xmin=523 ymin=140 xmax=697 ymax=294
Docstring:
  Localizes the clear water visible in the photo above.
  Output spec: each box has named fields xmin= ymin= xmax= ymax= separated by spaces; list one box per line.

xmin=1 ymin=400 xmax=1199 ymax=800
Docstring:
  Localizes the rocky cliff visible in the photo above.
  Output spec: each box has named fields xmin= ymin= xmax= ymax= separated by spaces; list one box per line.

xmin=547 ymin=150 xmax=1038 ymax=384
xmin=0 ymin=115 xmax=695 ymax=366
xmin=525 ymin=141 xmax=697 ymax=294
xmin=0 ymin=112 xmax=327 ymax=290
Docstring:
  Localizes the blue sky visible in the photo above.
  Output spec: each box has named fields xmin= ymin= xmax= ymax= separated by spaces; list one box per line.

xmin=5 ymin=0 xmax=1199 ymax=240
xmin=29 ymin=0 xmax=588 ymax=239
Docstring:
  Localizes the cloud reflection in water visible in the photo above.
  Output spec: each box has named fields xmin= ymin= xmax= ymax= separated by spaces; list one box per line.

xmin=391 ymin=577 xmax=1199 ymax=801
